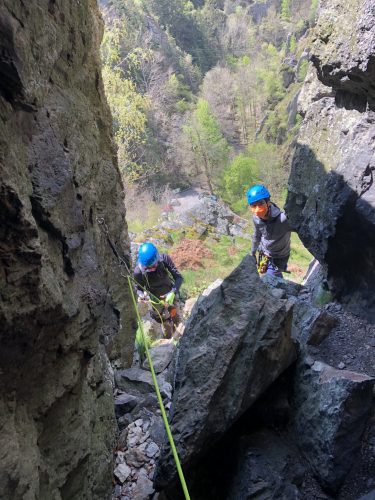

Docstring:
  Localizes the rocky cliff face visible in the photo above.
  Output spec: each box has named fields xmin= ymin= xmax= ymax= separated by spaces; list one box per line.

xmin=286 ymin=0 xmax=375 ymax=316
xmin=0 ymin=1 xmax=134 ymax=498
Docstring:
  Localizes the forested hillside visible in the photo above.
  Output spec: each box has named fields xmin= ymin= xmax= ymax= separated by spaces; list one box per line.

xmin=100 ymin=0 xmax=318 ymax=211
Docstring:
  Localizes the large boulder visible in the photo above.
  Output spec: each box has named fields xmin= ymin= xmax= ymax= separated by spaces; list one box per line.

xmin=294 ymin=359 xmax=374 ymax=492
xmin=286 ymin=0 xmax=375 ymax=317
xmin=178 ymin=196 xmax=250 ymax=239
xmin=154 ymin=255 xmax=297 ymax=489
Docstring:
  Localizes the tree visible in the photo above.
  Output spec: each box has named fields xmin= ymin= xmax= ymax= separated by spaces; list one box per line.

xmin=201 ymin=66 xmax=237 ymax=143
xmin=223 ymin=154 xmax=259 ymax=201
xmin=289 ymin=34 xmax=297 ymax=53
xmin=309 ymin=0 xmax=319 ymax=23
xmin=182 ymin=99 xmax=230 ymax=193
xmin=256 ymin=43 xmax=284 ymax=105
xmin=101 ymin=65 xmax=149 ymax=182
xmin=281 ymin=0 xmax=291 ymax=21
xmin=222 ymin=141 xmax=286 ymax=207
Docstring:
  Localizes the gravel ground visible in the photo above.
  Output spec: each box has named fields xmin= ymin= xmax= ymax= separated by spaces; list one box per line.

xmin=311 ymin=302 xmax=375 ymax=377
xmin=305 ymin=301 xmax=375 ymax=500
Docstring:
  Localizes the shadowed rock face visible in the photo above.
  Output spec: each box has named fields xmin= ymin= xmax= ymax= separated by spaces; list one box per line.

xmin=286 ymin=0 xmax=375 ymax=316
xmin=0 ymin=1 xmax=134 ymax=498
xmin=154 ymin=256 xmax=296 ymax=490
xmin=294 ymin=359 xmax=374 ymax=493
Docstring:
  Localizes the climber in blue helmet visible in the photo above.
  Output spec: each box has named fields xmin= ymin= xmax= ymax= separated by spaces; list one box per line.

xmin=134 ymin=242 xmax=183 ymax=338
xmin=247 ymin=184 xmax=291 ymax=278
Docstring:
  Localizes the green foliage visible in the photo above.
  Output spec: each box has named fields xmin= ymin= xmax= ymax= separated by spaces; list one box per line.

xmin=223 ymin=154 xmax=259 ymax=200
xmin=281 ymin=0 xmax=291 ymax=20
xmin=256 ymin=44 xmax=285 ymax=104
xmin=143 ymin=0 xmax=219 ymax=72
xmin=179 ymin=236 xmax=249 ymax=298
xmin=102 ymin=65 xmax=149 ymax=181
xmin=100 ymin=0 xmax=314 ymax=196
xmin=178 ymin=231 xmax=312 ymax=299
xmin=127 ymin=204 xmax=161 ymax=233
xmin=315 ymin=287 xmax=333 ymax=306
xmin=135 ymin=324 xmax=152 ymax=361
xmin=164 ymin=74 xmax=193 ymax=113
xmin=309 ymin=0 xmax=319 ymax=23
xmin=183 ymin=99 xmax=230 ymax=191
xmin=222 ymin=141 xmax=285 ymax=208
xmin=289 ymin=35 xmax=297 ymax=53
xmin=298 ymin=59 xmax=309 ymax=81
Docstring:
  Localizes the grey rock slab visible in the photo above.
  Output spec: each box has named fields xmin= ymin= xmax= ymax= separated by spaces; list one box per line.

xmin=160 ymin=220 xmax=182 ymax=231
xmin=183 ymin=297 xmax=198 ymax=319
xmin=114 ymin=463 xmax=131 ymax=484
xmin=124 ymin=448 xmax=148 ymax=468
xmin=294 ymin=359 xmax=374 ymax=492
xmin=142 ymin=342 xmax=176 ymax=374
xmin=148 ymin=416 xmax=166 ymax=446
xmin=146 ymin=441 xmax=159 ymax=458
xmin=292 ymin=301 xmax=337 ymax=348
xmin=306 ymin=310 xmax=338 ymax=346
xmin=114 ymin=393 xmax=139 ymax=418
xmin=132 ymin=473 xmax=155 ymax=500
xmin=115 ymin=367 xmax=166 ymax=395
xmin=358 ymin=489 xmax=375 ymax=500
xmin=229 ymin=223 xmax=251 ymax=239
xmin=262 ymin=274 xmax=302 ymax=297
xmin=154 ymin=255 xmax=297 ymax=488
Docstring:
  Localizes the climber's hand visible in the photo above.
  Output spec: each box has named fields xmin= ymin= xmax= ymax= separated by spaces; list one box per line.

xmin=161 ymin=291 xmax=175 ymax=306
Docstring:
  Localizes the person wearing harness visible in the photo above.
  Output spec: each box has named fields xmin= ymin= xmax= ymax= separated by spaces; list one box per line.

xmin=134 ymin=242 xmax=183 ymax=337
xmin=247 ymin=184 xmax=291 ymax=278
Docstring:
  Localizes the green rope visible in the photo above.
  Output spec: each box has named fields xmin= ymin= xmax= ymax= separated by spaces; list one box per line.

xmin=127 ymin=276 xmax=191 ymax=500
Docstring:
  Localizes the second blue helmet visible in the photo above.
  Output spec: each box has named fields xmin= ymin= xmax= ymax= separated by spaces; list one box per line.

xmin=246 ymin=184 xmax=270 ymax=205
xmin=138 ymin=242 xmax=159 ymax=267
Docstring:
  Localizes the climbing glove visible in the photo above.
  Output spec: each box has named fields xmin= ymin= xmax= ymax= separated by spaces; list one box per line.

xmin=165 ymin=291 xmax=175 ymax=306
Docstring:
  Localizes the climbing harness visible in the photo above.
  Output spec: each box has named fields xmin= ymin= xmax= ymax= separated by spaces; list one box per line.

xmin=97 ymin=218 xmax=190 ymax=498
xmin=127 ymin=276 xmax=191 ymax=500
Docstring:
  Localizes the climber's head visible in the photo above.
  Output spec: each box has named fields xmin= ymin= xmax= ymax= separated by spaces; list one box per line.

xmin=247 ymin=184 xmax=270 ymax=219
xmin=138 ymin=242 xmax=159 ymax=271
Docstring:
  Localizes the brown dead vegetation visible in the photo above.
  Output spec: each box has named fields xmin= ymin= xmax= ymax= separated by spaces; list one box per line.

xmin=170 ymin=239 xmax=214 ymax=270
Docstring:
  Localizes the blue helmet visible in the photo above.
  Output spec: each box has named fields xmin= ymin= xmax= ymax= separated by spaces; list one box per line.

xmin=138 ymin=242 xmax=159 ymax=267
xmin=246 ymin=184 xmax=270 ymax=205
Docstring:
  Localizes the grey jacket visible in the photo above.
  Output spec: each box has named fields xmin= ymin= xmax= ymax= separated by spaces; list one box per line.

xmin=251 ymin=203 xmax=291 ymax=259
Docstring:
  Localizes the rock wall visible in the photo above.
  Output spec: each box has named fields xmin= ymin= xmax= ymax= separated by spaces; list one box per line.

xmin=0 ymin=1 xmax=134 ymax=498
xmin=286 ymin=0 xmax=375 ymax=316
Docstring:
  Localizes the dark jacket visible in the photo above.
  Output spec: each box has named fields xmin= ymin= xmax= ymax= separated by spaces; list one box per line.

xmin=134 ymin=253 xmax=183 ymax=299
xmin=251 ymin=203 xmax=291 ymax=259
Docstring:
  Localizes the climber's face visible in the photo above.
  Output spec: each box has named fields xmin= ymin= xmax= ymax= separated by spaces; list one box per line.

xmin=249 ymin=199 xmax=269 ymax=219
xmin=145 ymin=263 xmax=158 ymax=273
